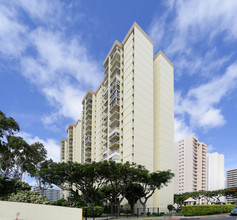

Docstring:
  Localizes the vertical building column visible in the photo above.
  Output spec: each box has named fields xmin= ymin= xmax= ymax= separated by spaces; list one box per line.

xmin=153 ymin=51 xmax=174 ymax=211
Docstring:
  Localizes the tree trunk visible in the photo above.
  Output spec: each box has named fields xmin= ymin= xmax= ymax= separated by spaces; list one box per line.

xmin=130 ymin=204 xmax=134 ymax=215
xmin=117 ymin=201 xmax=120 ymax=218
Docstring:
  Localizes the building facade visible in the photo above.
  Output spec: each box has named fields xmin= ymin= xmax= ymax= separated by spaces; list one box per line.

xmin=60 ymin=22 xmax=174 ymax=211
xmin=32 ymin=186 xmax=60 ymax=202
xmin=226 ymin=168 xmax=237 ymax=204
xmin=60 ymin=120 xmax=81 ymax=163
xmin=174 ymin=136 xmax=207 ymax=196
xmin=207 ymin=152 xmax=225 ymax=191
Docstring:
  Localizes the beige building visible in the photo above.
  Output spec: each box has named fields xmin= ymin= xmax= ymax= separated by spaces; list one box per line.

xmin=60 ymin=22 xmax=174 ymax=211
xmin=174 ymin=136 xmax=207 ymax=196
xmin=60 ymin=120 xmax=82 ymax=163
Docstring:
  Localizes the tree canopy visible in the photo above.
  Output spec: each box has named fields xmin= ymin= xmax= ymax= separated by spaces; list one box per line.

xmin=40 ymin=160 xmax=174 ymax=216
xmin=0 ymin=110 xmax=50 ymax=197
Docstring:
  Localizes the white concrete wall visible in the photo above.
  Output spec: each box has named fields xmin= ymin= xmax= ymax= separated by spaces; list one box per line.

xmin=0 ymin=201 xmax=82 ymax=220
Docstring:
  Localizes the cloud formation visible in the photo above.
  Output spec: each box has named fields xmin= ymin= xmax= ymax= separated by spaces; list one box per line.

xmin=149 ymin=0 xmax=237 ymax=140
xmin=0 ymin=0 xmax=103 ymax=126
xmin=19 ymin=131 xmax=60 ymax=162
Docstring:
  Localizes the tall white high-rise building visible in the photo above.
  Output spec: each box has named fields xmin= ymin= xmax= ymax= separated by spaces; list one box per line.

xmin=174 ymin=136 xmax=207 ymax=195
xmin=60 ymin=22 xmax=174 ymax=211
xmin=207 ymin=152 xmax=224 ymax=191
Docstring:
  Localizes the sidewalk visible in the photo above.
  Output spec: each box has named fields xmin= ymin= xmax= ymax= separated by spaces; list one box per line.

xmin=107 ymin=213 xmax=230 ymax=220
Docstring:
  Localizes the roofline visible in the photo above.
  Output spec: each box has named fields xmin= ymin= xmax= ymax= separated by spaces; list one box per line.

xmin=153 ymin=50 xmax=174 ymax=67
xmin=122 ymin=22 xmax=153 ymax=45
xmin=82 ymin=89 xmax=96 ymax=104
xmin=103 ymin=22 xmax=153 ymax=66
xmin=103 ymin=40 xmax=122 ymax=66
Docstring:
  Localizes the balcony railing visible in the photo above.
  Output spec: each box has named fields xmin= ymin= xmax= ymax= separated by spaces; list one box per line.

xmin=109 ymin=139 xmax=119 ymax=147
xmin=85 ymin=136 xmax=91 ymax=144
xmin=111 ymin=63 xmax=120 ymax=74
xmin=110 ymin=98 xmax=120 ymax=110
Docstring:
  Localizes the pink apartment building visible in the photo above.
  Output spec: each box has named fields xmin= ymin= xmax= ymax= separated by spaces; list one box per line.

xmin=174 ymin=136 xmax=207 ymax=196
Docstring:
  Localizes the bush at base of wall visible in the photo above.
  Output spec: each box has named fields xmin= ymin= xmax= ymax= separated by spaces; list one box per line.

xmin=182 ymin=204 xmax=236 ymax=216
xmin=82 ymin=206 xmax=104 ymax=217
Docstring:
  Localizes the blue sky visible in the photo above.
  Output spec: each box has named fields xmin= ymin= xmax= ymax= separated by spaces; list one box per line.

xmin=0 ymin=0 xmax=237 ymax=174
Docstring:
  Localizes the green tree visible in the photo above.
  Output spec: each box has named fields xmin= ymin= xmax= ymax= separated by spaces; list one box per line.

xmin=40 ymin=161 xmax=107 ymax=207
xmin=138 ymin=169 xmax=174 ymax=214
xmin=8 ymin=190 xmax=50 ymax=204
xmin=0 ymin=176 xmax=31 ymax=200
xmin=0 ymin=111 xmax=48 ymax=181
xmin=124 ymin=183 xmax=144 ymax=215
xmin=0 ymin=110 xmax=19 ymax=139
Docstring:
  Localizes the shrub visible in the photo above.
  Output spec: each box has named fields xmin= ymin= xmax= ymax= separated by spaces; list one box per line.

xmin=83 ymin=206 xmax=104 ymax=217
xmin=182 ymin=204 xmax=236 ymax=216
xmin=167 ymin=204 xmax=174 ymax=212
xmin=51 ymin=198 xmax=68 ymax=206
xmin=8 ymin=190 xmax=50 ymax=205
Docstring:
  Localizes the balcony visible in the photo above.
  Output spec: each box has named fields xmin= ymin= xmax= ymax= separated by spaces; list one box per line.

xmin=110 ymin=63 xmax=120 ymax=76
xmin=86 ymin=108 xmax=92 ymax=115
xmin=85 ymin=129 xmax=91 ymax=135
xmin=103 ymin=98 xmax=108 ymax=105
xmin=110 ymin=147 xmax=119 ymax=155
xmin=110 ymin=108 xmax=119 ymax=119
xmin=109 ymin=130 xmax=119 ymax=141
xmin=109 ymin=155 xmax=119 ymax=162
xmin=85 ymin=158 xmax=91 ymax=163
xmin=103 ymin=116 xmax=108 ymax=123
xmin=104 ymin=88 xmax=108 ymax=97
xmin=110 ymin=75 xmax=120 ymax=88
xmin=86 ymin=114 xmax=92 ymax=121
xmin=110 ymin=91 xmax=120 ymax=102
xmin=109 ymin=139 xmax=119 ymax=149
xmin=110 ymin=56 xmax=120 ymax=71
xmin=103 ymin=153 xmax=107 ymax=159
xmin=110 ymin=116 xmax=120 ymax=127
xmin=110 ymin=47 xmax=120 ymax=60
xmin=103 ymin=132 xmax=107 ymax=139
xmin=103 ymin=105 xmax=108 ymax=112
xmin=104 ymin=65 xmax=108 ymax=75
xmin=103 ymin=125 xmax=108 ymax=132
xmin=110 ymin=98 xmax=120 ymax=111
xmin=104 ymin=78 xmax=108 ymax=86
xmin=85 ymin=149 xmax=91 ymax=156
xmin=109 ymin=124 xmax=119 ymax=134
xmin=85 ymin=136 xmax=91 ymax=144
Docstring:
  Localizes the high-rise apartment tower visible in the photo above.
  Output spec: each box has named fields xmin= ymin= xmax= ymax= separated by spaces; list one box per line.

xmin=60 ymin=22 xmax=174 ymax=211
xmin=207 ymin=152 xmax=224 ymax=191
xmin=174 ymin=136 xmax=207 ymax=195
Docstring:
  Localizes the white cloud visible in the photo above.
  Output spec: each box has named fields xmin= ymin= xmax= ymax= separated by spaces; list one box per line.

xmin=19 ymin=131 xmax=60 ymax=162
xmin=0 ymin=0 xmax=103 ymax=125
xmin=20 ymin=27 xmax=103 ymax=123
xmin=15 ymin=0 xmax=62 ymax=23
xmin=148 ymin=0 xmax=237 ymax=77
xmin=174 ymin=117 xmax=194 ymax=142
xmin=0 ymin=4 xmax=28 ymax=56
xmin=175 ymin=62 xmax=237 ymax=130
xmin=207 ymin=144 xmax=215 ymax=153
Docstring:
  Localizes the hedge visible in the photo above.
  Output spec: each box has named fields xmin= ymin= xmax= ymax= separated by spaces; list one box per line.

xmin=82 ymin=206 xmax=104 ymax=217
xmin=182 ymin=204 xmax=236 ymax=216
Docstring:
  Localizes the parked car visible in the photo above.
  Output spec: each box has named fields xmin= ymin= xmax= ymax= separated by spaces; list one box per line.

xmin=230 ymin=208 xmax=237 ymax=216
